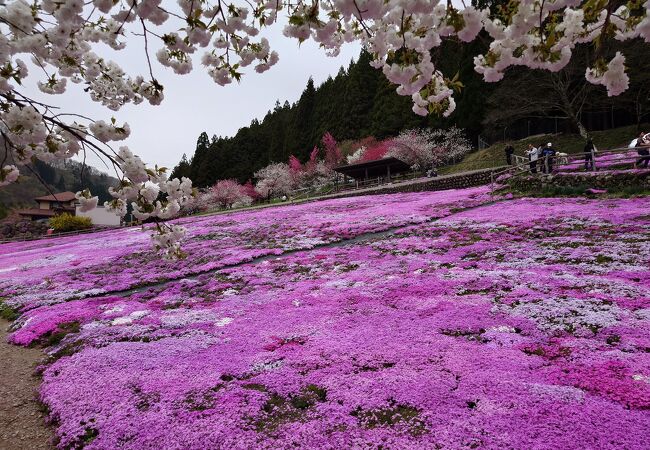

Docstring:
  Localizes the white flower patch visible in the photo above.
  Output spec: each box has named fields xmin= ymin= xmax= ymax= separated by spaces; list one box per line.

xmin=215 ymin=317 xmax=233 ymax=327
xmin=482 ymin=325 xmax=529 ymax=348
xmin=292 ymin=300 xmax=301 ymax=307
xmin=222 ymin=288 xmax=239 ymax=296
xmin=110 ymin=310 xmax=149 ymax=326
xmin=528 ymin=383 xmax=586 ymax=403
xmin=161 ymin=309 xmax=218 ymax=328
xmin=280 ymin=236 xmax=327 ymax=250
xmin=20 ymin=254 xmax=75 ymax=270
xmin=111 ymin=317 xmax=133 ymax=326
xmin=499 ymin=297 xmax=622 ymax=335
xmin=490 ymin=326 xmax=517 ymax=333
xmin=81 ymin=321 xmax=103 ymax=331
xmin=102 ymin=305 xmax=125 ymax=315
xmin=76 ymin=288 xmax=108 ymax=298
xmin=634 ymin=309 xmax=650 ymax=321
xmin=130 ymin=310 xmax=150 ymax=320
xmin=632 ymin=374 xmax=650 ymax=384
xmin=251 ymin=359 xmax=283 ymax=373
xmin=324 ymin=280 xmax=350 ymax=289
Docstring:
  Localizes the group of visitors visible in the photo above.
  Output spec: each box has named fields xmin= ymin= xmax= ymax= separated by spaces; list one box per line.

xmin=505 ymin=143 xmax=557 ymax=174
xmin=630 ymin=131 xmax=650 ymax=169
xmin=502 ymin=130 xmax=650 ymax=174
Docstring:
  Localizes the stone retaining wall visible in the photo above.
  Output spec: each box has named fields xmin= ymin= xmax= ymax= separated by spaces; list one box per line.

xmin=0 ymin=220 xmax=49 ymax=240
xmin=507 ymin=169 xmax=650 ymax=191
xmin=327 ymin=167 xmax=502 ymax=200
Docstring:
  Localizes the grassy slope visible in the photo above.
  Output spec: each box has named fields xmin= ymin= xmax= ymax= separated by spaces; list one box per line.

xmin=0 ymin=175 xmax=54 ymax=208
xmin=441 ymin=123 xmax=648 ymax=175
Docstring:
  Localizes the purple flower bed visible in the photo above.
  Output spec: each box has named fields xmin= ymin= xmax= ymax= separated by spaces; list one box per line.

xmin=558 ymin=151 xmax=639 ymax=172
xmin=3 ymin=193 xmax=649 ymax=448
xmin=0 ymin=187 xmax=491 ymax=312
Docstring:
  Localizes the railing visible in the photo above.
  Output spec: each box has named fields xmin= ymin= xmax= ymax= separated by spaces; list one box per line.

xmin=478 ymin=135 xmax=490 ymax=151
xmin=489 ymin=144 xmax=649 ymax=190
xmin=334 ymin=171 xmax=426 ymax=193
xmin=289 ymin=185 xmax=337 ymax=202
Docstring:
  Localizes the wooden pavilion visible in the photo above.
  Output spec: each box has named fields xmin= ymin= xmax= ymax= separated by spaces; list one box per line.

xmin=333 ymin=157 xmax=412 ymax=190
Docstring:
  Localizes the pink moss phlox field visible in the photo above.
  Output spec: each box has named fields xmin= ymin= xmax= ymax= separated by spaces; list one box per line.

xmin=5 ymin=192 xmax=649 ymax=448
xmin=559 ymin=151 xmax=640 ymax=172
xmin=0 ymin=187 xmax=491 ymax=312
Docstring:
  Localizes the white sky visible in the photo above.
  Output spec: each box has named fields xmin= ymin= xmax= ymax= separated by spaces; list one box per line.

xmin=21 ymin=17 xmax=362 ymax=172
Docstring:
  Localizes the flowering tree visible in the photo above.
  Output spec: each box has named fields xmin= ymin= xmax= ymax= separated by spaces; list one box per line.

xmin=254 ymin=162 xmax=294 ymax=199
xmin=388 ymin=127 xmax=472 ymax=170
xmin=387 ymin=130 xmax=435 ymax=170
xmin=360 ymin=139 xmax=392 ymax=162
xmin=298 ymin=159 xmax=332 ymax=190
xmin=0 ymin=0 xmax=647 ymax=255
xmin=242 ymin=180 xmax=261 ymax=202
xmin=305 ymin=147 xmax=320 ymax=173
xmin=210 ymin=179 xmax=251 ymax=209
xmin=429 ymin=126 xmax=473 ymax=165
xmin=322 ymin=132 xmax=343 ymax=168
xmin=346 ymin=146 xmax=365 ymax=164
xmin=287 ymin=147 xmax=333 ymax=190
xmin=288 ymin=155 xmax=303 ymax=174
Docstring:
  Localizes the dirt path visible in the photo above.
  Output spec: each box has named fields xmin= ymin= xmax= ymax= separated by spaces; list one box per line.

xmin=0 ymin=320 xmax=53 ymax=449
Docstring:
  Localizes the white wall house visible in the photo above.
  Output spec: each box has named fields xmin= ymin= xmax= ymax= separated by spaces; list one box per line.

xmin=76 ymin=206 xmax=121 ymax=226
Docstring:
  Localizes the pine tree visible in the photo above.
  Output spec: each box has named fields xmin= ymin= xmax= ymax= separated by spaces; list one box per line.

xmin=170 ymin=153 xmax=192 ymax=180
xmin=188 ymin=132 xmax=211 ymax=186
xmin=340 ymin=51 xmax=378 ymax=139
xmin=288 ymin=78 xmax=317 ymax=160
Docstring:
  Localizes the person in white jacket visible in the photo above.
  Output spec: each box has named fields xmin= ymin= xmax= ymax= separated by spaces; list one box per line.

xmin=526 ymin=144 xmax=540 ymax=173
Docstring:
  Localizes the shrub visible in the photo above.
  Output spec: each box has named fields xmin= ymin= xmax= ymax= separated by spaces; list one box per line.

xmin=49 ymin=213 xmax=92 ymax=232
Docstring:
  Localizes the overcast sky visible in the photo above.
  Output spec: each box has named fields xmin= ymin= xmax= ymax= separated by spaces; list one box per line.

xmin=21 ymin=19 xmax=362 ymax=172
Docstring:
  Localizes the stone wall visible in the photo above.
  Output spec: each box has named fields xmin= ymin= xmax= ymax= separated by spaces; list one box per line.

xmin=328 ymin=168 xmax=501 ymax=200
xmin=507 ymin=169 xmax=650 ymax=191
xmin=0 ymin=220 xmax=49 ymax=240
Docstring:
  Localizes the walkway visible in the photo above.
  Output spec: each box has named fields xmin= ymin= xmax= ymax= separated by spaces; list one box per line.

xmin=0 ymin=320 xmax=53 ymax=449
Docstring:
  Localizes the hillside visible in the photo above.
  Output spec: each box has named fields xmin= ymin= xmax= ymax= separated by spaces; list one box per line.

xmin=174 ymin=42 xmax=494 ymax=187
xmin=176 ymin=40 xmax=649 ymax=187
xmin=440 ymin=124 xmax=648 ymax=175
xmin=0 ymin=160 xmax=118 ymax=219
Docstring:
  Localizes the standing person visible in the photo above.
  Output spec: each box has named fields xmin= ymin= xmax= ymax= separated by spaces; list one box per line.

xmin=526 ymin=144 xmax=539 ymax=173
xmin=584 ymin=138 xmax=596 ymax=171
xmin=504 ymin=144 xmax=515 ymax=165
xmin=542 ymin=143 xmax=556 ymax=173
xmin=636 ymin=132 xmax=650 ymax=168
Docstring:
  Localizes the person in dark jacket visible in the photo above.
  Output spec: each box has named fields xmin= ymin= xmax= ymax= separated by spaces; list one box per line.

xmin=584 ymin=139 xmax=596 ymax=171
xmin=635 ymin=132 xmax=650 ymax=168
xmin=504 ymin=144 xmax=515 ymax=165
xmin=541 ymin=143 xmax=556 ymax=173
